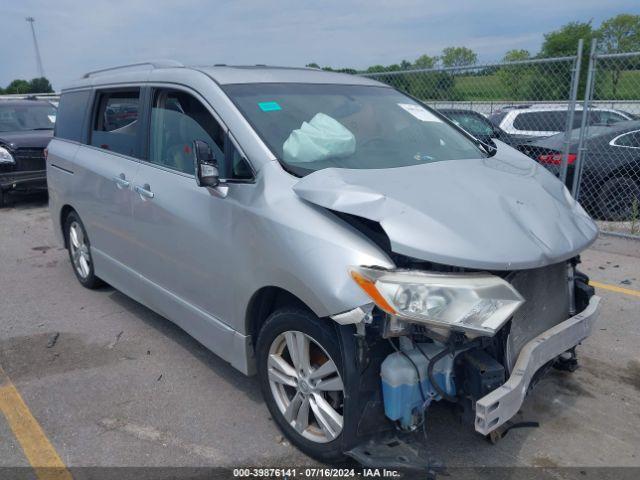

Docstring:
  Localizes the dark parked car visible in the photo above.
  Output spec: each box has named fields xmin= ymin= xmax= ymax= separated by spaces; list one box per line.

xmin=520 ymin=120 xmax=640 ymax=220
xmin=0 ymin=99 xmax=56 ymax=206
xmin=438 ymin=108 xmax=516 ymax=147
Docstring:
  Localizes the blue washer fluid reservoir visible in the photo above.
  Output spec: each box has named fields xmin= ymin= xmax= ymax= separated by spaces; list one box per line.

xmin=380 ymin=342 xmax=456 ymax=429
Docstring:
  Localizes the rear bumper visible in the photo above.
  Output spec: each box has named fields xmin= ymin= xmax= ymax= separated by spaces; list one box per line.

xmin=0 ymin=170 xmax=47 ymax=191
xmin=475 ymin=295 xmax=601 ymax=435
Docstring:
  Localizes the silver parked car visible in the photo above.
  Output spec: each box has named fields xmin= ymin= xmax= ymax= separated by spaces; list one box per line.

xmin=47 ymin=61 xmax=601 ymax=463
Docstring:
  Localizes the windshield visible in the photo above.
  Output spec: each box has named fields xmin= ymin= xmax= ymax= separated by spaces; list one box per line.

xmin=443 ymin=111 xmax=494 ymax=137
xmin=0 ymin=103 xmax=57 ymax=132
xmin=223 ymin=84 xmax=485 ymax=175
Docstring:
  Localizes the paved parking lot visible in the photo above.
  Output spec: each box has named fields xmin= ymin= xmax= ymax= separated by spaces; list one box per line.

xmin=1 ymin=195 xmax=639 ymax=475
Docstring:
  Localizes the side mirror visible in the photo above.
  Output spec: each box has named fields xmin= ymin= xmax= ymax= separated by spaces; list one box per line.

xmin=193 ymin=140 xmax=219 ymax=188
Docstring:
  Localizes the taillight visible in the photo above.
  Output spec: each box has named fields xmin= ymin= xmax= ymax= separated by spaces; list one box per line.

xmin=538 ymin=153 xmax=576 ymax=165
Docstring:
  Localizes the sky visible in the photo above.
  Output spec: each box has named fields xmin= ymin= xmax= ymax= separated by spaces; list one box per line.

xmin=1 ymin=0 xmax=639 ymax=90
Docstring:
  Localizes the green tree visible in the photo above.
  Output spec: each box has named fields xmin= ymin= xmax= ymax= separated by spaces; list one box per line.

xmin=5 ymin=79 xmax=31 ymax=94
xmin=598 ymin=14 xmax=640 ymax=53
xmin=29 ymin=77 xmax=54 ymax=93
xmin=497 ymin=50 xmax=532 ymax=100
xmin=365 ymin=65 xmax=387 ymax=73
xmin=305 ymin=62 xmax=320 ymax=69
xmin=540 ymin=21 xmax=594 ymax=57
xmin=334 ymin=68 xmax=358 ymax=74
xmin=414 ymin=54 xmax=437 ymax=69
xmin=504 ymin=49 xmax=531 ymax=62
xmin=440 ymin=47 xmax=477 ymax=67
xmin=539 ymin=21 xmax=595 ymax=99
xmin=597 ymin=14 xmax=640 ymax=96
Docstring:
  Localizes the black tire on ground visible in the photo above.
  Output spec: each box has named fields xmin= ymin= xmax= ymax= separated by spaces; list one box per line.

xmin=596 ymin=176 xmax=640 ymax=221
xmin=0 ymin=189 xmax=7 ymax=208
xmin=256 ymin=308 xmax=347 ymax=463
xmin=63 ymin=211 xmax=104 ymax=289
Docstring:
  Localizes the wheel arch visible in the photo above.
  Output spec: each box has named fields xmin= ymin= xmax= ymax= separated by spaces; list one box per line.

xmin=59 ymin=204 xmax=77 ymax=248
xmin=246 ymin=286 xmax=315 ymax=347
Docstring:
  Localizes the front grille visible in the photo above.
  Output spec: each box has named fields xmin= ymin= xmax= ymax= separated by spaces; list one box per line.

xmin=504 ymin=262 xmax=569 ymax=373
xmin=13 ymin=148 xmax=45 ymax=171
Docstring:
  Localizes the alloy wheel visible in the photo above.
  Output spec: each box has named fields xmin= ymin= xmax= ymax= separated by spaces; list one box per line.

xmin=267 ymin=330 xmax=344 ymax=443
xmin=69 ymin=221 xmax=91 ymax=279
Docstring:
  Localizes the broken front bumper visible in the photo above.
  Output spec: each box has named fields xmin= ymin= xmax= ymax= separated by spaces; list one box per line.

xmin=475 ymin=295 xmax=601 ymax=435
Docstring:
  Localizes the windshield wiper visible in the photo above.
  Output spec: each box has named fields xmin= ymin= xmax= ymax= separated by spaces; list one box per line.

xmin=476 ymin=139 xmax=497 ymax=157
xmin=30 ymin=127 xmax=54 ymax=130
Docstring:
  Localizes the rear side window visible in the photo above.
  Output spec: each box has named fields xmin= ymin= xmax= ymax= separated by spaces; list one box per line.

xmin=90 ymin=89 xmax=140 ymax=157
xmin=513 ymin=111 xmax=566 ymax=132
xmin=55 ymin=90 xmax=91 ymax=142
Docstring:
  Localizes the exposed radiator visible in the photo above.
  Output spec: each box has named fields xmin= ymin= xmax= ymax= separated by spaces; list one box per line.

xmin=504 ymin=262 xmax=569 ymax=373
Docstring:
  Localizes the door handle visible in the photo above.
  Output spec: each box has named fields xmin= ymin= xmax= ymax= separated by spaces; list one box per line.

xmin=134 ymin=184 xmax=154 ymax=199
xmin=112 ymin=173 xmax=130 ymax=189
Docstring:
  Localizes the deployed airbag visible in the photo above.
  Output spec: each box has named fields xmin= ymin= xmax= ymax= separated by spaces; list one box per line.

xmin=283 ymin=113 xmax=356 ymax=164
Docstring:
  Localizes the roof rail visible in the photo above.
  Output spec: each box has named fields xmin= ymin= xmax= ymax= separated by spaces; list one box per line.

xmin=82 ymin=60 xmax=184 ymax=79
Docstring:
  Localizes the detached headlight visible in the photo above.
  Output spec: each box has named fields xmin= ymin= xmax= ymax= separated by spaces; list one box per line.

xmin=350 ymin=266 xmax=524 ymax=336
xmin=0 ymin=146 xmax=15 ymax=165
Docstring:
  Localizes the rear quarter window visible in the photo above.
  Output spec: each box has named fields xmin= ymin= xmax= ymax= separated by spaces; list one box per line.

xmin=54 ymin=90 xmax=91 ymax=142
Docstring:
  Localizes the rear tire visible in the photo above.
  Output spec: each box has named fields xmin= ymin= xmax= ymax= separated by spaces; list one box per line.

xmin=64 ymin=211 xmax=104 ymax=289
xmin=596 ymin=176 xmax=640 ymax=221
xmin=256 ymin=308 xmax=348 ymax=462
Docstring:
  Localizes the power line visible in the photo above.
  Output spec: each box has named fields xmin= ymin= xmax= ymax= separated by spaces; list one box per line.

xmin=25 ymin=16 xmax=45 ymax=78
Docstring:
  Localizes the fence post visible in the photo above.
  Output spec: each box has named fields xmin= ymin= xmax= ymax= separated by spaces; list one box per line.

xmin=572 ymin=39 xmax=598 ymax=198
xmin=559 ymin=39 xmax=583 ymax=184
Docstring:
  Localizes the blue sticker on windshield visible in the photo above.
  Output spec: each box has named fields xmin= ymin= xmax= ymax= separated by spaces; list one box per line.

xmin=259 ymin=101 xmax=282 ymax=112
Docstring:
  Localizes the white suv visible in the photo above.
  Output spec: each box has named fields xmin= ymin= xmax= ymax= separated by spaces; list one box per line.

xmin=489 ymin=105 xmax=636 ymax=139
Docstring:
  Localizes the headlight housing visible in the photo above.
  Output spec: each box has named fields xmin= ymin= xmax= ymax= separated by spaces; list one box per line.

xmin=0 ymin=146 xmax=15 ymax=165
xmin=350 ymin=266 xmax=524 ymax=336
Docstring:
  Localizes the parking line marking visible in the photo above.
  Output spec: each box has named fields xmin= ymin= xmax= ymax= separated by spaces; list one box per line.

xmin=590 ymin=280 xmax=640 ymax=298
xmin=0 ymin=366 xmax=72 ymax=480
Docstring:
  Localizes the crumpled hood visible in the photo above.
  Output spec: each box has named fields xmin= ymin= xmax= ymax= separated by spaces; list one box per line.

xmin=292 ymin=144 xmax=598 ymax=270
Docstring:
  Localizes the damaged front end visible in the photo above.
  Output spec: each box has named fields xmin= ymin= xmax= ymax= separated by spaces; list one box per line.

xmin=293 ymin=147 xmax=601 ymax=458
xmin=332 ymin=257 xmax=600 ymax=452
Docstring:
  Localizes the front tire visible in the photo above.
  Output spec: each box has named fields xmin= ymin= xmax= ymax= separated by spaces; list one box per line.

xmin=64 ymin=211 xmax=103 ymax=289
xmin=256 ymin=308 xmax=347 ymax=462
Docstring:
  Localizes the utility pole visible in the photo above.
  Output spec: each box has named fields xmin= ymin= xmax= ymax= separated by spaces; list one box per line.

xmin=25 ymin=17 xmax=45 ymax=78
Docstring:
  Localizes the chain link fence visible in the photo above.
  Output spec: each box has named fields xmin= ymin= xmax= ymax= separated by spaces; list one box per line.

xmin=361 ymin=42 xmax=640 ymax=237
xmin=580 ymin=47 xmax=640 ymax=236
xmin=3 ymin=51 xmax=639 ymax=235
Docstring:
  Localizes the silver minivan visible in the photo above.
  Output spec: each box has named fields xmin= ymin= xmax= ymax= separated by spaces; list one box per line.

xmin=47 ymin=61 xmax=601 ymax=463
